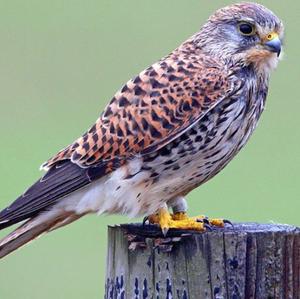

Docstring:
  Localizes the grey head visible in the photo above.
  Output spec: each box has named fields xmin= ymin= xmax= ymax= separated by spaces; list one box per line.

xmin=194 ymin=2 xmax=284 ymax=73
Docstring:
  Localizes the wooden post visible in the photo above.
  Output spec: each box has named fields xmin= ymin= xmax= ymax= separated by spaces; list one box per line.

xmin=104 ymin=223 xmax=300 ymax=299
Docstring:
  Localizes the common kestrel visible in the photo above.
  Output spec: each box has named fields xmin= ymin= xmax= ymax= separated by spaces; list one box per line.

xmin=0 ymin=2 xmax=283 ymax=258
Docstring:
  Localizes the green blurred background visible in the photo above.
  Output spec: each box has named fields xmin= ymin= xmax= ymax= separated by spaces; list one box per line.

xmin=0 ymin=1 xmax=299 ymax=298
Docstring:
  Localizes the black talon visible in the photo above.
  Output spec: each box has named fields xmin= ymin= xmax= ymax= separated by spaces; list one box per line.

xmin=202 ymin=218 xmax=210 ymax=225
xmin=143 ymin=216 xmax=149 ymax=226
xmin=204 ymin=223 xmax=212 ymax=231
xmin=224 ymin=219 xmax=233 ymax=227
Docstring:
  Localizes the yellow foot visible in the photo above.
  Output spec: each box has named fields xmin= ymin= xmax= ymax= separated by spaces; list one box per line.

xmin=146 ymin=209 xmax=230 ymax=236
xmin=147 ymin=207 xmax=205 ymax=236
xmin=171 ymin=212 xmax=227 ymax=227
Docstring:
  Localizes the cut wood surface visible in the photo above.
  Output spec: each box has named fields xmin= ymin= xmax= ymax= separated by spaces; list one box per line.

xmin=104 ymin=223 xmax=300 ymax=299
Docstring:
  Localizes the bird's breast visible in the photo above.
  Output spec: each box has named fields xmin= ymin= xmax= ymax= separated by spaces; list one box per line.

xmin=138 ymin=81 xmax=267 ymax=208
xmin=68 ymin=78 xmax=268 ymax=217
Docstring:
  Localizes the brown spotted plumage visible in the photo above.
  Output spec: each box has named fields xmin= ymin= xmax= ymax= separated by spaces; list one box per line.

xmin=43 ymin=46 xmax=239 ymax=172
xmin=0 ymin=2 xmax=284 ymax=258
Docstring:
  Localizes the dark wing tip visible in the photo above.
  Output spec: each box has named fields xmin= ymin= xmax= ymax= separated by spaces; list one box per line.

xmin=0 ymin=160 xmax=110 ymax=231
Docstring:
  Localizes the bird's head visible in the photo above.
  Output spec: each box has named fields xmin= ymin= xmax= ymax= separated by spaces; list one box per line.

xmin=194 ymin=2 xmax=284 ymax=74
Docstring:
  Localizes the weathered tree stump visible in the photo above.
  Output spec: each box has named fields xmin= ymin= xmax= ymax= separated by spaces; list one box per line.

xmin=104 ymin=223 xmax=300 ymax=299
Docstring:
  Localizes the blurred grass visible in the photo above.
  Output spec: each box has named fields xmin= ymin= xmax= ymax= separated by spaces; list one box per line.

xmin=0 ymin=1 xmax=299 ymax=298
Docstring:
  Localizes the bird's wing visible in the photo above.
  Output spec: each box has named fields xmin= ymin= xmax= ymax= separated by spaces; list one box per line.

xmin=43 ymin=50 xmax=243 ymax=175
xmin=0 ymin=161 xmax=107 ymax=228
xmin=0 ymin=50 xmax=243 ymax=228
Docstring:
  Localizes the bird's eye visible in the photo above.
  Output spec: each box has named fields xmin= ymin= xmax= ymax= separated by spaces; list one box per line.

xmin=238 ymin=22 xmax=255 ymax=36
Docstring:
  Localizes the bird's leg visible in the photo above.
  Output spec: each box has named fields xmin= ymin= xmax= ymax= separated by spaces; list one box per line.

xmin=147 ymin=203 xmax=204 ymax=236
xmin=170 ymin=197 xmax=229 ymax=228
xmin=147 ymin=198 xmax=230 ymax=235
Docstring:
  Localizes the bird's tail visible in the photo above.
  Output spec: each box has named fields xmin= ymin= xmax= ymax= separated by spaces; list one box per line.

xmin=0 ymin=210 xmax=82 ymax=259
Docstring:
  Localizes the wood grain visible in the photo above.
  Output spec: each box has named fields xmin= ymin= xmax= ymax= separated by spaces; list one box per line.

xmin=104 ymin=223 xmax=300 ymax=299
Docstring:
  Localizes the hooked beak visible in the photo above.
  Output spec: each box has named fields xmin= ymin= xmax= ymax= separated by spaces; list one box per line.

xmin=264 ymin=32 xmax=281 ymax=57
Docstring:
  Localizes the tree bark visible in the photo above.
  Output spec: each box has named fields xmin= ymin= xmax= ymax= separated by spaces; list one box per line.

xmin=104 ymin=223 xmax=300 ymax=299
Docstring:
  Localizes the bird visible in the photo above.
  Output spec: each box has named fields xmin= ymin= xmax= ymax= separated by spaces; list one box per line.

xmin=0 ymin=2 xmax=284 ymax=258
